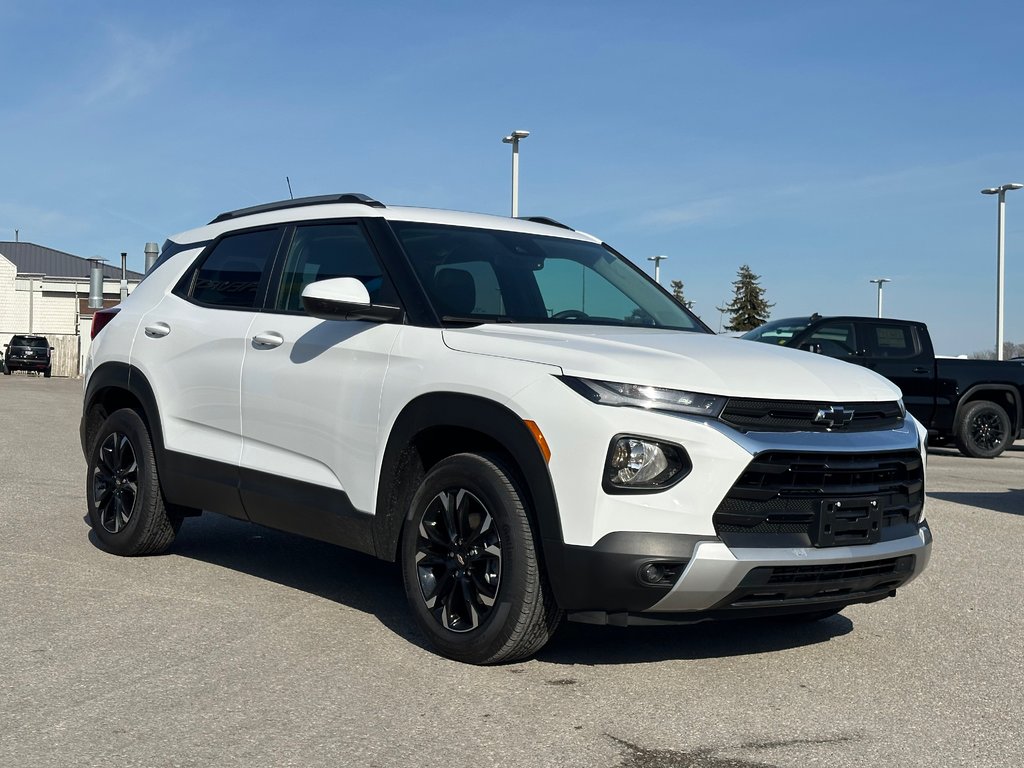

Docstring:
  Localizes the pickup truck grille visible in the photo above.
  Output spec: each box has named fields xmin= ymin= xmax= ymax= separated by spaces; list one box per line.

xmin=720 ymin=399 xmax=904 ymax=432
xmin=713 ymin=450 xmax=924 ymax=548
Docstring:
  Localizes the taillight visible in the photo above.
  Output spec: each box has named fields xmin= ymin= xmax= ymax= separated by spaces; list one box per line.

xmin=90 ymin=307 xmax=121 ymax=339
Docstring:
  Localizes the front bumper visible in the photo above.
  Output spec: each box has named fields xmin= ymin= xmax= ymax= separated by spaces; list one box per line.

xmin=550 ymin=522 xmax=931 ymax=626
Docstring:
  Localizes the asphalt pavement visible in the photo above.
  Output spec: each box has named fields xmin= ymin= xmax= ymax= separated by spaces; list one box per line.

xmin=1 ymin=375 xmax=1021 ymax=767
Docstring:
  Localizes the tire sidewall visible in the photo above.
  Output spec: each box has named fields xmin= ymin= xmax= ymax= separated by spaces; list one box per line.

xmin=400 ymin=454 xmax=535 ymax=663
xmin=86 ymin=409 xmax=159 ymax=554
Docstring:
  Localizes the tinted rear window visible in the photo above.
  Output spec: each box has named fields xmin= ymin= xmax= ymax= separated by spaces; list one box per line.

xmin=11 ymin=336 xmax=48 ymax=348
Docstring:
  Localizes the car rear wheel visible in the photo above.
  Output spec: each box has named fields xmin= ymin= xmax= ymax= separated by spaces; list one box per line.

xmin=400 ymin=453 xmax=562 ymax=664
xmin=86 ymin=408 xmax=180 ymax=555
xmin=955 ymin=400 xmax=1011 ymax=459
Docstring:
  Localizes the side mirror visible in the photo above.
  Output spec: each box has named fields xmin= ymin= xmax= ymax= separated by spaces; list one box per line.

xmin=798 ymin=342 xmax=821 ymax=354
xmin=301 ymin=277 xmax=403 ymax=323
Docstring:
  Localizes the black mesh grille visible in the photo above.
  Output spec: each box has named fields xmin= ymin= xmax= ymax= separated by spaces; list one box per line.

xmin=720 ymin=555 xmax=917 ymax=608
xmin=713 ymin=450 xmax=924 ymax=548
xmin=720 ymin=399 xmax=904 ymax=432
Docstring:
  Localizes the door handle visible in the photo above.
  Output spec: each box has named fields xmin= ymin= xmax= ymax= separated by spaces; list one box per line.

xmin=913 ymin=367 xmax=929 ymax=374
xmin=252 ymin=332 xmax=284 ymax=348
xmin=144 ymin=322 xmax=171 ymax=338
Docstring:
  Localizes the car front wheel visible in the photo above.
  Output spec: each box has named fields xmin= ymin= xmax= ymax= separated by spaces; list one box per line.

xmin=400 ymin=453 xmax=562 ymax=664
xmin=86 ymin=408 xmax=180 ymax=555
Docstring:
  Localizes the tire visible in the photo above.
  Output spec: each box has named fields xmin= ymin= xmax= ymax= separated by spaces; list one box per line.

xmin=43 ymin=367 xmax=51 ymax=378
xmin=955 ymin=400 xmax=1011 ymax=458
xmin=86 ymin=408 xmax=180 ymax=555
xmin=400 ymin=453 xmax=562 ymax=664
xmin=2 ymin=365 xmax=10 ymax=375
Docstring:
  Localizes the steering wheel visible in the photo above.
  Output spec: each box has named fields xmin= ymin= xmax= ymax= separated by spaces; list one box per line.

xmin=551 ymin=309 xmax=590 ymax=321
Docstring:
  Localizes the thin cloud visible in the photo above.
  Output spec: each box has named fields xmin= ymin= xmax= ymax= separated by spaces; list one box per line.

xmin=634 ymin=197 xmax=729 ymax=229
xmin=83 ymin=24 xmax=195 ymax=105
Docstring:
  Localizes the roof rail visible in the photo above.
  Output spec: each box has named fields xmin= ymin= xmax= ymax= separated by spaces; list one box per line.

xmin=209 ymin=193 xmax=386 ymax=224
xmin=519 ymin=215 xmax=575 ymax=231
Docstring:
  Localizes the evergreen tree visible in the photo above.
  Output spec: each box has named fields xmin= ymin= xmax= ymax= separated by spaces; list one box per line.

xmin=717 ymin=265 xmax=773 ymax=332
xmin=669 ymin=279 xmax=694 ymax=310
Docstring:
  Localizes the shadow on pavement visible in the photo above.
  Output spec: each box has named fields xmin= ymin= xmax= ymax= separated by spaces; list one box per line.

xmin=537 ymin=613 xmax=853 ymax=666
xmin=106 ymin=512 xmax=431 ymax=652
xmin=928 ymin=490 xmax=1024 ymax=516
xmin=109 ymin=512 xmax=855 ymax=664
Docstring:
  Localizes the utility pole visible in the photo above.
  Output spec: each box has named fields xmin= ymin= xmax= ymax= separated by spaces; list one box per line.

xmin=647 ymin=255 xmax=668 ymax=284
xmin=869 ymin=278 xmax=891 ymax=318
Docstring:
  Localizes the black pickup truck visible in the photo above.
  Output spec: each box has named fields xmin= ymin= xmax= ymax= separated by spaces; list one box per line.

xmin=742 ymin=315 xmax=1024 ymax=458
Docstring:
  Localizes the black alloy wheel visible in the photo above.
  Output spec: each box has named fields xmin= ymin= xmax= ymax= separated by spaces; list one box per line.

xmin=968 ymin=410 xmax=1005 ymax=451
xmin=400 ymin=453 xmax=562 ymax=664
xmin=414 ymin=488 xmax=502 ymax=633
xmin=86 ymin=408 xmax=180 ymax=556
xmin=92 ymin=432 xmax=139 ymax=534
xmin=955 ymin=400 xmax=1011 ymax=459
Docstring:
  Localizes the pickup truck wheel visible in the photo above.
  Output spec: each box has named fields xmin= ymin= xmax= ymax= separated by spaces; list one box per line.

xmin=400 ymin=453 xmax=562 ymax=664
xmin=86 ymin=408 xmax=181 ymax=555
xmin=955 ymin=400 xmax=1011 ymax=459
xmin=43 ymin=367 xmax=52 ymax=378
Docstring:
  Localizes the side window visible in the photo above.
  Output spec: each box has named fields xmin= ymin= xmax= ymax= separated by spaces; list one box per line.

xmin=800 ymin=322 xmax=857 ymax=358
xmin=274 ymin=223 xmax=393 ymax=312
xmin=862 ymin=323 xmax=919 ymax=358
xmin=187 ymin=229 xmax=280 ymax=309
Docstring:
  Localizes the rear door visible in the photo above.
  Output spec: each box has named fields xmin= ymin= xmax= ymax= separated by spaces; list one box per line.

xmin=854 ymin=320 xmax=935 ymax=425
xmin=132 ymin=226 xmax=283 ymax=515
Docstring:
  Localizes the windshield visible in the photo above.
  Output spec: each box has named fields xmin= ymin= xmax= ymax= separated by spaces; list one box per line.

xmin=391 ymin=222 xmax=706 ymax=332
xmin=741 ymin=318 xmax=813 ymax=345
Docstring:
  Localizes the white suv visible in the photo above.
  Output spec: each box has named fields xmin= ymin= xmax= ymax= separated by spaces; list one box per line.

xmin=81 ymin=193 xmax=932 ymax=664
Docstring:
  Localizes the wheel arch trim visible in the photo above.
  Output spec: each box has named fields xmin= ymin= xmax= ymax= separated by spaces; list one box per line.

xmin=373 ymin=392 xmax=563 ymax=561
xmin=953 ymin=384 xmax=1022 ymax=437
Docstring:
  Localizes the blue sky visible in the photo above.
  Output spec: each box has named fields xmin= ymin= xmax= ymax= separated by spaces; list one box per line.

xmin=1 ymin=0 xmax=1022 ymax=354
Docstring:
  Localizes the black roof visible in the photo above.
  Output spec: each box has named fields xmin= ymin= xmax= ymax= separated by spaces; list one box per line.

xmin=0 ymin=242 xmax=144 ymax=280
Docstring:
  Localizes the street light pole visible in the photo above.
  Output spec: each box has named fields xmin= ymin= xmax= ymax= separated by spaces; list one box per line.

xmin=869 ymin=278 xmax=891 ymax=318
xmin=981 ymin=182 xmax=1023 ymax=360
xmin=502 ymin=130 xmax=530 ymax=217
xmin=647 ymin=255 xmax=668 ymax=284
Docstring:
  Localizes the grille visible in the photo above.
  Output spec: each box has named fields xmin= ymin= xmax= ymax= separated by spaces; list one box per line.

xmin=720 ymin=398 xmax=904 ymax=432
xmin=713 ymin=450 xmax=924 ymax=548
xmin=723 ymin=555 xmax=916 ymax=607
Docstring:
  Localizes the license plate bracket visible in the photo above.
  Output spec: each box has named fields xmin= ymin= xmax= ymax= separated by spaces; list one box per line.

xmin=816 ymin=498 xmax=882 ymax=546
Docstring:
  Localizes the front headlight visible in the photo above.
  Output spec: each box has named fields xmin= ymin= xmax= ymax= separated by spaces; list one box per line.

xmin=560 ymin=376 xmax=727 ymax=418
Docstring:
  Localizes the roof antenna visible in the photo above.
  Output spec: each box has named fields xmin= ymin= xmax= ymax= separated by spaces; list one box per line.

xmin=286 ymin=176 xmax=294 ymax=200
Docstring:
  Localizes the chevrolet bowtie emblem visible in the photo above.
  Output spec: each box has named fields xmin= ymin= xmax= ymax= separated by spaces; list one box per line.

xmin=814 ymin=405 xmax=855 ymax=428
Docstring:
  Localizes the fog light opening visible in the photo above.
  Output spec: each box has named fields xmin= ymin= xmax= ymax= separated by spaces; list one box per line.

xmin=639 ymin=563 xmax=665 ymax=584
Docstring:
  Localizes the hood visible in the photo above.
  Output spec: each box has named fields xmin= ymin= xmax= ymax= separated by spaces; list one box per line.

xmin=442 ymin=325 xmax=901 ymax=402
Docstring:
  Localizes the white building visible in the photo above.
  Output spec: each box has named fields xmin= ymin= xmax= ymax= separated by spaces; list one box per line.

xmin=0 ymin=242 xmax=144 ymax=376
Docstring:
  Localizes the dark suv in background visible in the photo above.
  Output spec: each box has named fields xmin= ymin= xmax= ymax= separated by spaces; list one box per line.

xmin=4 ymin=335 xmax=53 ymax=377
